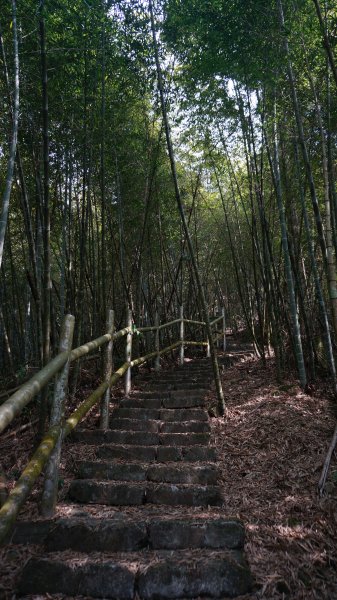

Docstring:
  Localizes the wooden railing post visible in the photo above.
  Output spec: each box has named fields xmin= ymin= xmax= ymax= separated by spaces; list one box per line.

xmin=155 ymin=311 xmax=160 ymax=371
xmin=125 ymin=308 xmax=132 ymax=396
xmin=222 ymin=307 xmax=226 ymax=351
xmin=100 ymin=309 xmax=114 ymax=429
xmin=179 ymin=305 xmax=184 ymax=365
xmin=206 ymin=320 xmax=211 ymax=358
xmin=40 ymin=313 xmax=75 ymax=517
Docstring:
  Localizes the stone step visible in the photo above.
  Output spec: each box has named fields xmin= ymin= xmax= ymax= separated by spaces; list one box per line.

xmin=112 ymin=408 xmax=209 ymax=421
xmin=73 ymin=430 xmax=210 ymax=446
xmin=133 ymin=391 xmax=170 ymax=399
xmin=119 ymin=395 xmax=206 ymax=409
xmin=68 ymin=480 xmax=222 ymax=507
xmin=18 ymin=549 xmax=252 ymax=598
xmin=113 ymin=407 xmax=162 ymax=420
xmin=159 ymin=432 xmax=210 ymax=446
xmin=43 ymin=515 xmax=244 ymax=552
xmin=172 ymin=389 xmax=206 ymax=399
xmin=111 ymin=418 xmax=159 ymax=432
xmin=162 ymin=395 xmax=206 ymax=408
xmin=177 ymin=365 xmax=212 ymax=372
xmin=146 ymin=464 xmax=217 ymax=484
xmin=73 ymin=430 xmax=158 ymax=446
xmin=161 ymin=420 xmax=210 ymax=433
xmin=97 ymin=445 xmax=157 ymax=461
xmin=147 ymin=383 xmax=209 ymax=391
xmin=110 ymin=418 xmax=210 ymax=433
xmin=140 ymin=367 xmax=214 ymax=382
xmin=141 ymin=369 xmax=212 ymax=377
xmin=75 ymin=461 xmax=219 ymax=485
xmin=141 ymin=376 xmax=212 ymax=384
xmin=120 ymin=397 xmax=162 ymax=409
xmin=96 ymin=445 xmax=218 ymax=462
xmin=160 ymin=420 xmax=211 ymax=433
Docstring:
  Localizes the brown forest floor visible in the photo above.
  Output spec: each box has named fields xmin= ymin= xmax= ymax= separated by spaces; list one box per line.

xmin=0 ymin=351 xmax=337 ymax=599
xmin=212 ymin=355 xmax=337 ymax=599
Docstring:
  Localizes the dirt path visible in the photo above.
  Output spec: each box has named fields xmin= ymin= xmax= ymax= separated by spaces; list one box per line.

xmin=213 ymin=355 xmax=337 ymax=599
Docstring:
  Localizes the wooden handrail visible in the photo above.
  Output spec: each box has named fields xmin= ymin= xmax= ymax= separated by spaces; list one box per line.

xmin=137 ymin=318 xmax=181 ymax=332
xmin=138 ymin=315 xmax=223 ymax=332
xmin=0 ymin=310 xmax=224 ymax=434
xmin=0 ymin=352 xmax=69 ymax=434
xmin=0 ymin=334 xmax=208 ymax=544
xmin=0 ymin=306 xmax=226 ymax=543
xmin=210 ymin=315 xmax=223 ymax=325
xmin=0 ymin=326 xmax=132 ymax=434
xmin=183 ymin=318 xmax=205 ymax=326
xmin=0 ymin=361 xmax=130 ymax=544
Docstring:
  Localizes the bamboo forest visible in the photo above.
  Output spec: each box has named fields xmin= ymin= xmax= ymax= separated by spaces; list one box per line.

xmin=0 ymin=0 xmax=337 ymax=598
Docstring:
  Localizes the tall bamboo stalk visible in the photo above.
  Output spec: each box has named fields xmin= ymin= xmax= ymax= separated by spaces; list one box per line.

xmin=268 ymin=106 xmax=307 ymax=389
xmin=149 ymin=0 xmax=225 ymax=414
xmin=0 ymin=0 xmax=19 ymax=269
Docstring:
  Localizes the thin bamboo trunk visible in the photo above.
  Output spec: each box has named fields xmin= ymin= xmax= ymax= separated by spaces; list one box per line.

xmin=0 ymin=0 xmax=19 ymax=269
xmin=149 ymin=0 xmax=225 ymax=414
xmin=312 ymin=0 xmax=337 ymax=88
xmin=269 ymin=106 xmax=307 ymax=389
xmin=277 ymin=0 xmax=337 ymax=342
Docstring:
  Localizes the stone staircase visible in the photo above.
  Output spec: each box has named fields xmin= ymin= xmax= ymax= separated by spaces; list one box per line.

xmin=15 ymin=357 xmax=252 ymax=598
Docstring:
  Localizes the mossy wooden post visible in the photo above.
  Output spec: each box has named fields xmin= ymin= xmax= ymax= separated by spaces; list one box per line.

xmin=222 ymin=307 xmax=226 ymax=351
xmin=100 ymin=309 xmax=114 ymax=429
xmin=155 ymin=311 xmax=160 ymax=371
xmin=179 ymin=305 xmax=184 ymax=365
xmin=40 ymin=313 xmax=75 ymax=517
xmin=125 ymin=309 xmax=132 ymax=396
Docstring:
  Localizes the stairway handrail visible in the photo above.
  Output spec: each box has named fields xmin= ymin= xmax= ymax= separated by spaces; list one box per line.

xmin=0 ymin=304 xmax=227 ymax=544
xmin=138 ymin=315 xmax=222 ymax=333
xmin=137 ymin=318 xmax=181 ymax=332
xmin=0 ymin=326 xmax=132 ymax=434
xmin=0 ymin=335 xmax=210 ymax=544
xmin=0 ymin=311 xmax=226 ymax=435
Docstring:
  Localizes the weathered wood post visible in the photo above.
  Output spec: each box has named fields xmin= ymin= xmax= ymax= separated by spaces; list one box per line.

xmin=144 ymin=312 xmax=151 ymax=355
xmin=155 ymin=310 xmax=160 ymax=371
xmin=179 ymin=305 xmax=184 ymax=365
xmin=125 ymin=308 xmax=132 ymax=396
xmin=100 ymin=309 xmax=114 ymax=429
xmin=206 ymin=319 xmax=211 ymax=358
xmin=40 ymin=313 xmax=75 ymax=517
xmin=222 ymin=307 xmax=226 ymax=351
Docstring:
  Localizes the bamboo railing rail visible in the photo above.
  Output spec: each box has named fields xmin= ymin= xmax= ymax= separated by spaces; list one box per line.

xmin=0 ymin=306 xmax=226 ymax=544
xmin=138 ymin=316 xmax=222 ymax=332
xmin=0 ymin=327 xmax=132 ymax=434
xmin=0 ymin=362 xmax=130 ymax=543
xmin=137 ymin=318 xmax=181 ymax=332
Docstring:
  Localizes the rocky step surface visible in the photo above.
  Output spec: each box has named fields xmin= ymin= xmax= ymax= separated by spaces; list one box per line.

xmin=36 ymin=514 xmax=245 ymax=552
xmin=73 ymin=430 xmax=210 ymax=446
xmin=109 ymin=418 xmax=211 ymax=432
xmin=75 ymin=461 xmax=219 ymax=484
xmin=118 ymin=394 xmax=207 ymax=409
xmin=111 ymin=407 xmax=209 ymax=421
xmin=16 ymin=356 xmax=252 ymax=598
xmin=95 ymin=444 xmax=218 ymax=462
xmin=18 ymin=548 xmax=252 ymax=599
xmin=68 ymin=480 xmax=223 ymax=506
xmin=146 ymin=382 xmax=210 ymax=391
